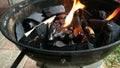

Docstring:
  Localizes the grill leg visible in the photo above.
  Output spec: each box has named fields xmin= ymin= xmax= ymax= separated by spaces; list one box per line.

xmin=10 ymin=51 xmax=26 ymax=68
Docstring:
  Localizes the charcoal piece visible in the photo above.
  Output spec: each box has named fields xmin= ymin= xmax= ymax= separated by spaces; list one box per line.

xmin=42 ymin=5 xmax=65 ymax=17
xmin=95 ymin=21 xmax=120 ymax=47
xmin=36 ymin=24 xmax=48 ymax=35
xmin=27 ymin=12 xmax=44 ymax=22
xmin=15 ymin=21 xmax=25 ymax=41
xmin=19 ymin=24 xmax=48 ymax=48
xmin=28 ymin=24 xmax=48 ymax=44
xmin=22 ymin=12 xmax=44 ymax=32
xmin=88 ymin=42 xmax=94 ymax=49
xmin=19 ymin=35 xmax=28 ymax=45
xmin=53 ymin=41 xmax=66 ymax=47
xmin=91 ymin=10 xmax=107 ymax=20
xmin=19 ymin=31 xmax=42 ymax=48
xmin=44 ymin=41 xmax=89 ymax=51
xmin=22 ymin=20 xmax=37 ymax=32
xmin=88 ymin=19 xmax=106 ymax=33
xmin=62 ymin=34 xmax=72 ymax=44
xmin=105 ymin=21 xmax=120 ymax=43
xmin=48 ymin=33 xmax=73 ymax=47
xmin=81 ymin=17 xmax=95 ymax=43
xmin=72 ymin=35 xmax=84 ymax=43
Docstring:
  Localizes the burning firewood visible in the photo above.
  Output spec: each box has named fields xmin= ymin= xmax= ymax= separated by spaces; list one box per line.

xmin=109 ymin=6 xmax=120 ymax=25
xmin=85 ymin=26 xmax=95 ymax=40
xmin=80 ymin=11 xmax=95 ymax=43
xmin=18 ymin=0 xmax=93 ymax=50
xmin=73 ymin=13 xmax=87 ymax=43
xmin=41 ymin=12 xmax=91 ymax=50
xmin=15 ymin=0 xmax=120 ymax=51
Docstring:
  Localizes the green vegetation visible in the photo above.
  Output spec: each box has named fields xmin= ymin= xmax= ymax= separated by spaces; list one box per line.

xmin=105 ymin=46 xmax=120 ymax=68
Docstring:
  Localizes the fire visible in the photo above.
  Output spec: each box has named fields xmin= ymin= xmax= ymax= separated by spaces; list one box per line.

xmin=105 ymin=7 xmax=120 ymax=21
xmin=63 ymin=0 xmax=85 ymax=27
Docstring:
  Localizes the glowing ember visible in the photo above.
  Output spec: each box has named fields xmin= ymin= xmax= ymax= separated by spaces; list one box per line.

xmin=74 ymin=25 xmax=83 ymax=37
xmin=105 ymin=7 xmax=120 ymax=21
xmin=63 ymin=0 xmax=85 ymax=27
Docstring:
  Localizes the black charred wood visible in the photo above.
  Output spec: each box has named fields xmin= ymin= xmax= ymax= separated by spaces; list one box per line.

xmin=88 ymin=19 xmax=106 ymax=33
xmin=62 ymin=34 xmax=72 ymax=44
xmin=95 ymin=21 xmax=120 ymax=47
xmin=81 ymin=0 xmax=119 ymax=12
xmin=36 ymin=24 xmax=48 ymax=36
xmin=19 ymin=24 xmax=48 ymax=48
xmin=22 ymin=20 xmax=38 ymax=32
xmin=73 ymin=13 xmax=88 ymax=43
xmin=80 ymin=14 xmax=95 ymax=43
xmin=19 ymin=33 xmax=42 ymax=48
xmin=42 ymin=5 xmax=65 ymax=17
xmin=91 ymin=10 xmax=107 ymax=20
xmin=15 ymin=21 xmax=25 ymax=41
xmin=72 ymin=35 xmax=83 ymax=43
xmin=22 ymin=12 xmax=44 ymax=32
xmin=88 ymin=19 xmax=120 ymax=47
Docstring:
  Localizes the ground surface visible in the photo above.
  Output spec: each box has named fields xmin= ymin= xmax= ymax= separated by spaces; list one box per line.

xmin=105 ymin=46 xmax=120 ymax=68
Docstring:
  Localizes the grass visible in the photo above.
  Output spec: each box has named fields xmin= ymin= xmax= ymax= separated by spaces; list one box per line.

xmin=104 ymin=45 xmax=120 ymax=68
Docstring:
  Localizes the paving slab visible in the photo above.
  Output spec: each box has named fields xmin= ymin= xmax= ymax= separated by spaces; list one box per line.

xmin=2 ymin=39 xmax=19 ymax=50
xmin=24 ymin=57 xmax=38 ymax=68
xmin=0 ymin=31 xmax=28 ymax=68
xmin=18 ymin=55 xmax=29 ymax=68
xmin=0 ymin=32 xmax=7 ymax=48
xmin=0 ymin=50 xmax=20 ymax=68
xmin=0 ymin=50 xmax=29 ymax=68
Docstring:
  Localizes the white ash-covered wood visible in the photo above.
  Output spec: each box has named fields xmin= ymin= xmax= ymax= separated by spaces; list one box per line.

xmin=15 ymin=21 xmax=25 ymax=41
xmin=43 ymin=5 xmax=65 ymax=17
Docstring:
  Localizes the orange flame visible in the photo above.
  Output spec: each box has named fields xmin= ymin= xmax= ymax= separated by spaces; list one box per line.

xmin=63 ymin=0 xmax=85 ymax=27
xmin=105 ymin=7 xmax=120 ymax=21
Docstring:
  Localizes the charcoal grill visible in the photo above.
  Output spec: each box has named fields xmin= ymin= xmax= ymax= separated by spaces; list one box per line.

xmin=0 ymin=0 xmax=120 ymax=68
